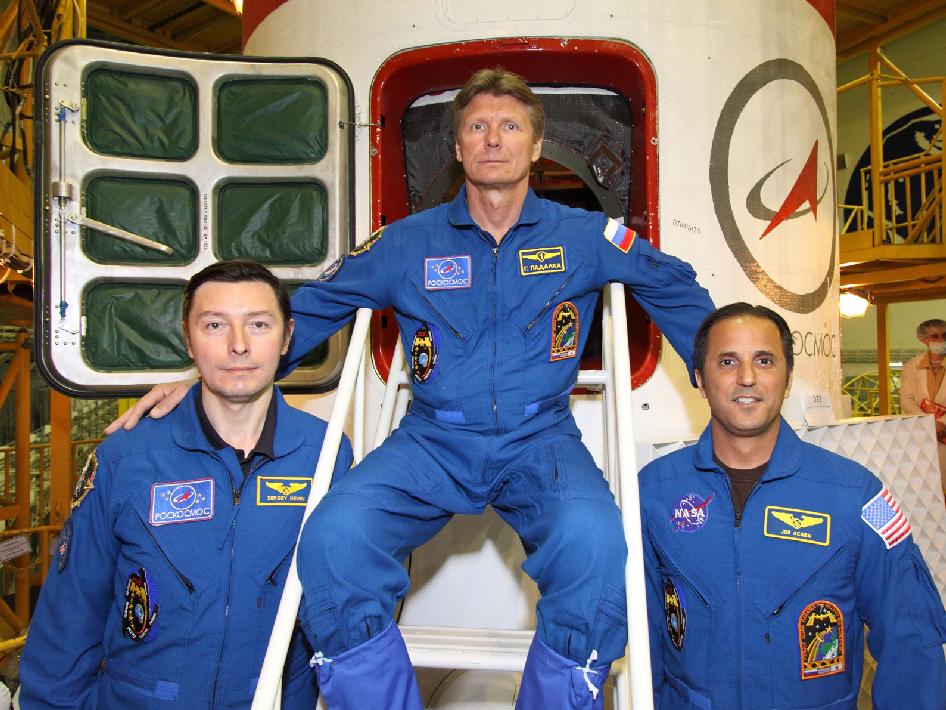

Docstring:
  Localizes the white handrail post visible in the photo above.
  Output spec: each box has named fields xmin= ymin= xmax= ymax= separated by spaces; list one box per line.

xmin=607 ymin=282 xmax=654 ymax=710
xmin=251 ymin=308 xmax=373 ymax=710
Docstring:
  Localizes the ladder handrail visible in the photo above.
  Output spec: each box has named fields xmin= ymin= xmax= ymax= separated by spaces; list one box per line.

xmin=251 ymin=308 xmax=373 ymax=710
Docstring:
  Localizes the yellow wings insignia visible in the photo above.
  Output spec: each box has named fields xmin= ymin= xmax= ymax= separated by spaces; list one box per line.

xmin=772 ymin=511 xmax=823 ymax=529
xmin=265 ymin=481 xmax=308 ymax=496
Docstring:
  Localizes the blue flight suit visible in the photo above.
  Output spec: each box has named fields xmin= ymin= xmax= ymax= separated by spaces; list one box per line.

xmin=20 ymin=385 xmax=353 ymax=709
xmin=640 ymin=418 xmax=946 ymax=709
xmin=288 ymin=187 xmax=715 ymax=708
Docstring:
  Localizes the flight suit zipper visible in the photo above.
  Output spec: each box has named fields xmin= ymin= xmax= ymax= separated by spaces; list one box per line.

xmin=723 ymin=474 xmax=760 ymax=710
xmin=135 ymin=517 xmax=195 ymax=593
xmin=525 ymin=269 xmax=581 ymax=331
xmin=210 ymin=456 xmax=262 ymax=708
xmin=491 ymin=244 xmax=499 ymax=430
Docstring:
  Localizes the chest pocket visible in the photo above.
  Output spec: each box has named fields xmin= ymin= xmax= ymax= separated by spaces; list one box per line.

xmin=103 ymin=504 xmax=210 ymax=700
xmin=650 ymin=537 xmax=716 ymax=692
xmin=759 ymin=539 xmax=858 ymax=710
xmin=397 ymin=281 xmax=475 ymax=402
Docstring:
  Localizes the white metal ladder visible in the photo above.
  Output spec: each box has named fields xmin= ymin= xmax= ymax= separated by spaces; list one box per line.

xmin=252 ymin=282 xmax=654 ymax=710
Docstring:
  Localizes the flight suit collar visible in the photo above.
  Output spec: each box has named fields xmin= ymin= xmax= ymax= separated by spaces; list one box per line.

xmin=446 ymin=185 xmax=543 ymax=228
xmin=172 ymin=383 xmax=304 ymax=459
xmin=693 ymin=416 xmax=804 ymax=483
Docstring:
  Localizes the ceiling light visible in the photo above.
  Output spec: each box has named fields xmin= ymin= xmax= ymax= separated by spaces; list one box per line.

xmin=839 ymin=290 xmax=870 ymax=318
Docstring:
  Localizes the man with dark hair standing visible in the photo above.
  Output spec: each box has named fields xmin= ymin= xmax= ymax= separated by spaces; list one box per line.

xmin=21 ymin=260 xmax=352 ymax=708
xmin=639 ymin=302 xmax=946 ymax=708
xmin=112 ymin=68 xmax=714 ymax=708
xmin=900 ymin=317 xmax=946 ymax=495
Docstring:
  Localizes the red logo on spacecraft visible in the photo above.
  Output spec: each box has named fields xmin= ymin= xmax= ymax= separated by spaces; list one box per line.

xmin=710 ymin=59 xmax=836 ymax=314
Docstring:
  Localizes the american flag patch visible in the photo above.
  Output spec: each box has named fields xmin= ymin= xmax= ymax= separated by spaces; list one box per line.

xmin=603 ymin=219 xmax=636 ymax=253
xmin=860 ymin=487 xmax=911 ymax=549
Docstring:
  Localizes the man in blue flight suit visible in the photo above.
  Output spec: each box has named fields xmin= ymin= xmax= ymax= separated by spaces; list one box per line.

xmin=113 ymin=68 xmax=714 ymax=708
xmin=20 ymin=260 xmax=352 ymax=708
xmin=640 ymin=302 xmax=946 ymax=708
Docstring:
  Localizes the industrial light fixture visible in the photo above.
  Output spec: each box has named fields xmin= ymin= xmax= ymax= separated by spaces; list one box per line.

xmin=839 ymin=290 xmax=870 ymax=318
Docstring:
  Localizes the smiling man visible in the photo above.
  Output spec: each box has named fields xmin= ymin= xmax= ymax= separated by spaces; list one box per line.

xmin=639 ymin=302 xmax=946 ymax=709
xmin=20 ymin=260 xmax=352 ymax=709
xmin=111 ymin=68 xmax=714 ymax=709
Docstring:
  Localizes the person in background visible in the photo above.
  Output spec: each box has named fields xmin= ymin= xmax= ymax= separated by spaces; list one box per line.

xmin=899 ymin=317 xmax=946 ymax=496
xmin=20 ymin=259 xmax=352 ymax=708
xmin=640 ymin=302 xmax=946 ymax=709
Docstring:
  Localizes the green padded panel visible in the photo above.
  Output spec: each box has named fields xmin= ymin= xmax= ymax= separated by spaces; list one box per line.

xmin=83 ymin=282 xmax=188 ymax=371
xmin=83 ymin=176 xmax=197 ymax=265
xmin=83 ymin=67 xmax=197 ymax=160
xmin=217 ymin=182 xmax=327 ymax=265
xmin=216 ymin=77 xmax=328 ymax=164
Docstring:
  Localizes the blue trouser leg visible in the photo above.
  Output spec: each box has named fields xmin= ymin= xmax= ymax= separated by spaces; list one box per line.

xmin=296 ymin=424 xmax=479 ymax=708
xmin=297 ymin=428 xmax=461 ymax=657
xmin=493 ymin=434 xmax=628 ymax=665
xmin=309 ymin=620 xmax=422 ymax=710
xmin=516 ymin=635 xmax=611 ymax=710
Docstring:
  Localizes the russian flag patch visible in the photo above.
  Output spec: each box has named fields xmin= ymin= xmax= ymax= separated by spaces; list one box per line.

xmin=860 ymin=487 xmax=911 ymax=549
xmin=603 ymin=219 xmax=636 ymax=253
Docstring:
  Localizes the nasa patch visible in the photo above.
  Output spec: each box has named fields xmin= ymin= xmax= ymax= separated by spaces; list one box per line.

xmin=550 ymin=302 xmax=579 ymax=361
xmin=518 ymin=246 xmax=565 ymax=276
xmin=411 ymin=323 xmax=440 ymax=384
xmin=424 ymin=255 xmax=472 ymax=290
xmin=798 ymin=600 xmax=845 ymax=680
xmin=57 ymin=517 xmax=73 ymax=573
xmin=150 ymin=478 xmax=214 ymax=526
xmin=663 ymin=577 xmax=687 ymax=651
xmin=670 ymin=493 xmax=714 ymax=532
xmin=72 ymin=452 xmax=97 ymax=510
xmin=318 ymin=256 xmax=344 ymax=282
xmin=123 ymin=567 xmax=160 ymax=643
xmin=350 ymin=226 xmax=384 ymax=257
xmin=257 ymin=476 xmax=311 ymax=506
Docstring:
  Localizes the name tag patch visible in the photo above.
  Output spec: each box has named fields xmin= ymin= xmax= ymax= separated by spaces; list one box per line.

xmin=150 ymin=478 xmax=214 ymax=526
xmin=425 ymin=255 xmax=472 ymax=290
xmin=257 ymin=476 xmax=311 ymax=506
xmin=519 ymin=246 xmax=565 ymax=276
xmin=764 ymin=506 xmax=830 ymax=546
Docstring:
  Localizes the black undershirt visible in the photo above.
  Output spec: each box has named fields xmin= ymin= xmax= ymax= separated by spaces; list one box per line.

xmin=714 ymin=454 xmax=767 ymax=526
xmin=195 ymin=388 xmax=277 ymax=478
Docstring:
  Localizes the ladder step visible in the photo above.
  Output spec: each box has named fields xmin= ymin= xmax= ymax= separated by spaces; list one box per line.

xmin=402 ymin=626 xmax=533 ymax=671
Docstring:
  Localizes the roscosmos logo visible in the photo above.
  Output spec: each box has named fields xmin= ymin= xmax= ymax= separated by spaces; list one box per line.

xmin=710 ymin=59 xmax=836 ymax=314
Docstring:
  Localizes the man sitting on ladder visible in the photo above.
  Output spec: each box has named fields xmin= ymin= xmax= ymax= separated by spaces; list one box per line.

xmin=115 ymin=68 xmax=715 ymax=709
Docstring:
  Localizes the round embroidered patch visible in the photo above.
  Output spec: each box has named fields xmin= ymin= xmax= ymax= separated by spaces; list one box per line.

xmin=798 ymin=600 xmax=845 ymax=680
xmin=72 ymin=452 xmax=98 ymax=510
xmin=123 ymin=567 xmax=160 ymax=643
xmin=318 ymin=256 xmax=344 ymax=282
xmin=670 ymin=493 xmax=714 ymax=532
xmin=411 ymin=322 xmax=440 ymax=384
xmin=663 ymin=577 xmax=688 ymax=651
xmin=57 ymin=518 xmax=73 ymax=573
